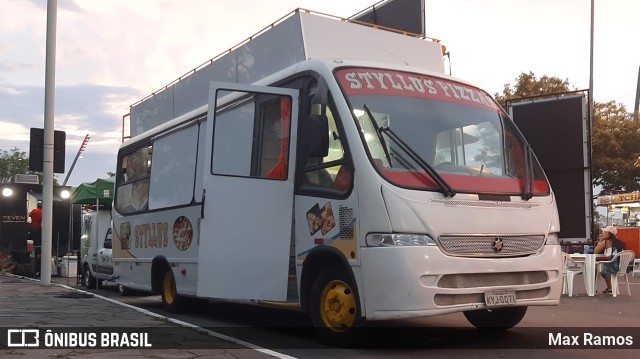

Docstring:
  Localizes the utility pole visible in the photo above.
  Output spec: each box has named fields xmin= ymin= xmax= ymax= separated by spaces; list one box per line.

xmin=634 ymin=66 xmax=639 ymax=121
xmin=588 ymin=0 xmax=595 ymax=240
xmin=41 ymin=0 xmax=57 ymax=285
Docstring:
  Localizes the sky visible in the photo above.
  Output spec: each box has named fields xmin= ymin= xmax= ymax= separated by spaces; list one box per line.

xmin=0 ymin=0 xmax=638 ymax=188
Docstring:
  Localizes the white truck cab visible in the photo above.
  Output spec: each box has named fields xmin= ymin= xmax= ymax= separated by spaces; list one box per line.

xmin=80 ymin=209 xmax=113 ymax=288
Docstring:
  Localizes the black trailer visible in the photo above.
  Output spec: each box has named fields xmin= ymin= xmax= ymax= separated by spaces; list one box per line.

xmin=0 ymin=181 xmax=80 ymax=275
xmin=507 ymin=92 xmax=593 ymax=249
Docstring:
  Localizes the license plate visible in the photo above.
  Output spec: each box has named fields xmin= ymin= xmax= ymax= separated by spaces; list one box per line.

xmin=484 ymin=289 xmax=517 ymax=307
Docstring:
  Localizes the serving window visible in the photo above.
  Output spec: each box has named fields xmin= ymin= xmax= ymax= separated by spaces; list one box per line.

xmin=211 ymin=93 xmax=292 ymax=180
xmin=115 ymin=145 xmax=152 ymax=214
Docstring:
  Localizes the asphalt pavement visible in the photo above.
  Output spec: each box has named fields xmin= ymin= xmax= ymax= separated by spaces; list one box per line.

xmin=0 ymin=273 xmax=290 ymax=359
xmin=2 ymin=263 xmax=640 ymax=358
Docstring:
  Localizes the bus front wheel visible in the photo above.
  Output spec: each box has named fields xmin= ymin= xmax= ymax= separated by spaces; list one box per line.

xmin=463 ymin=306 xmax=527 ymax=330
xmin=309 ymin=266 xmax=362 ymax=346
xmin=161 ymin=269 xmax=184 ymax=312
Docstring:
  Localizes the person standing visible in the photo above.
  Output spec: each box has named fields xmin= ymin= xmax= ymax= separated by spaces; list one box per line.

xmin=29 ymin=202 xmax=43 ymax=245
xmin=28 ymin=202 xmax=43 ymax=276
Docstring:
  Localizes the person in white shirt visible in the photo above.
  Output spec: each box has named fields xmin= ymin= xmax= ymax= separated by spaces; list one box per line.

xmin=594 ymin=225 xmax=625 ymax=294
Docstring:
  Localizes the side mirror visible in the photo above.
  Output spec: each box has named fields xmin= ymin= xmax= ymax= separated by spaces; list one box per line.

xmin=306 ymin=114 xmax=329 ymax=157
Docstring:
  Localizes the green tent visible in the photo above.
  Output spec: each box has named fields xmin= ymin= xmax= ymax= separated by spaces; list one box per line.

xmin=70 ymin=177 xmax=115 ymax=206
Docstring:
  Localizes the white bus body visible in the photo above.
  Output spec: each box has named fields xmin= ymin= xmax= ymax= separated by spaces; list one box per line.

xmin=113 ymin=10 xmax=562 ymax=345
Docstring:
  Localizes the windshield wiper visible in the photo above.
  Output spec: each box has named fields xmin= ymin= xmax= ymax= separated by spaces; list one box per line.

xmin=363 ymin=105 xmax=393 ymax=167
xmin=521 ymin=144 xmax=533 ymax=201
xmin=362 ymin=105 xmax=455 ymax=198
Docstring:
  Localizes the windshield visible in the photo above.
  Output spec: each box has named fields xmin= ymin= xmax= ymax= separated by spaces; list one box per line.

xmin=335 ymin=67 xmax=549 ymax=196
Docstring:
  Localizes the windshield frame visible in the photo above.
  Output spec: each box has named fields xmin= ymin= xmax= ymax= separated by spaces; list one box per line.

xmin=334 ymin=66 xmax=550 ymax=198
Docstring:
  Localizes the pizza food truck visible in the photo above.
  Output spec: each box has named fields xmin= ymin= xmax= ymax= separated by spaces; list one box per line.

xmin=112 ymin=9 xmax=562 ymax=345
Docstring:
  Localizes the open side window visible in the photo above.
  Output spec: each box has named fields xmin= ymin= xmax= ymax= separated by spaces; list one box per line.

xmin=297 ymin=80 xmax=353 ymax=197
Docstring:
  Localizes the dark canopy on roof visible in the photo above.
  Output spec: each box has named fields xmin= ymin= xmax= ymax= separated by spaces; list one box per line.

xmin=70 ymin=177 xmax=115 ymax=206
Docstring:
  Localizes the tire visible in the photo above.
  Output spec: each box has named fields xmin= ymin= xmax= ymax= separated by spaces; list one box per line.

xmin=82 ymin=264 xmax=97 ymax=288
xmin=118 ymin=284 xmax=132 ymax=296
xmin=161 ymin=268 xmax=184 ymax=312
xmin=463 ymin=306 xmax=528 ymax=331
xmin=309 ymin=266 xmax=362 ymax=346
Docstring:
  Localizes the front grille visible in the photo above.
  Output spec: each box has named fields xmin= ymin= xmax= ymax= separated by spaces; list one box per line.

xmin=434 ymin=293 xmax=484 ymax=306
xmin=438 ymin=272 xmax=548 ymax=288
xmin=434 ymin=287 xmax=550 ymax=306
xmin=438 ymin=234 xmax=545 ymax=257
xmin=430 ymin=198 xmax=539 ymax=209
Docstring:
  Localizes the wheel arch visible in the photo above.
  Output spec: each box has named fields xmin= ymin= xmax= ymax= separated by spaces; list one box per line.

xmin=300 ymin=246 xmax=360 ymax=315
xmin=151 ymin=256 xmax=171 ymax=294
xmin=82 ymin=258 xmax=92 ymax=275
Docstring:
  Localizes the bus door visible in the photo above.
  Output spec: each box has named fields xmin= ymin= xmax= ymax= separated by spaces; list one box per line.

xmin=197 ymin=82 xmax=299 ymax=301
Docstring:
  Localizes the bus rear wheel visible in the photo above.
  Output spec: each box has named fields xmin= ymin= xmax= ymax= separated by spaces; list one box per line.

xmin=118 ymin=284 xmax=132 ymax=296
xmin=161 ymin=269 xmax=184 ymax=312
xmin=309 ymin=266 xmax=362 ymax=346
xmin=82 ymin=264 xmax=99 ymax=288
xmin=463 ymin=306 xmax=527 ymax=330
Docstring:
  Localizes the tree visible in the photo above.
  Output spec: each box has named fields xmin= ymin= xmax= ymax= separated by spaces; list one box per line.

xmin=494 ymin=71 xmax=573 ymax=109
xmin=591 ymin=101 xmax=640 ymax=192
xmin=0 ymin=147 xmax=58 ymax=185
xmin=0 ymin=147 xmax=32 ymax=183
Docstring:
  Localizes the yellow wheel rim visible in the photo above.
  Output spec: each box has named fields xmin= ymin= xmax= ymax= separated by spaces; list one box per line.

xmin=163 ymin=270 xmax=176 ymax=305
xmin=319 ymin=279 xmax=356 ymax=333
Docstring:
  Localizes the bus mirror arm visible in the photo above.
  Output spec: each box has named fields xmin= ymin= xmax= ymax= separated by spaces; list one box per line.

xmin=201 ymin=189 xmax=206 ymax=219
xmin=521 ymin=144 xmax=533 ymax=201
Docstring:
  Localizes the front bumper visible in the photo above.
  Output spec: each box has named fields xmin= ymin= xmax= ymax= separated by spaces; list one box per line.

xmin=359 ymin=244 xmax=562 ymax=320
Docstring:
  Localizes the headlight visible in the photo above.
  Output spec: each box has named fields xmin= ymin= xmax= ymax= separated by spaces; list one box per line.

xmin=366 ymin=233 xmax=436 ymax=247
xmin=545 ymin=233 xmax=560 ymax=245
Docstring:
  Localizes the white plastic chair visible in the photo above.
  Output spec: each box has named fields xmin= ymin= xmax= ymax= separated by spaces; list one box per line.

xmin=562 ymin=252 xmax=583 ymax=297
xmin=597 ymin=250 xmax=635 ymax=297
xmin=632 ymin=259 xmax=640 ymax=277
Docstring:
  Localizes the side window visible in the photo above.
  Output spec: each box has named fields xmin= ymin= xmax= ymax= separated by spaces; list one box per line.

xmin=115 ymin=145 xmax=152 ymax=214
xmin=103 ymin=228 xmax=112 ymax=249
xmin=149 ymin=123 xmax=199 ymax=209
xmin=300 ymin=87 xmax=352 ymax=194
xmin=212 ymin=93 xmax=292 ymax=180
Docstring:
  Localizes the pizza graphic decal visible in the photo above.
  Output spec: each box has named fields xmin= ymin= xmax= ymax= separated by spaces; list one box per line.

xmin=172 ymin=216 xmax=193 ymax=251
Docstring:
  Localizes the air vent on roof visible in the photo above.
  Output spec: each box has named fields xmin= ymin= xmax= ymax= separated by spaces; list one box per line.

xmin=14 ymin=174 xmax=40 ymax=184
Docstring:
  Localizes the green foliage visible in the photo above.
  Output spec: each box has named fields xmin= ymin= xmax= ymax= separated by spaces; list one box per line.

xmin=591 ymin=101 xmax=640 ymax=192
xmin=0 ymin=147 xmax=31 ymax=183
xmin=494 ymin=71 xmax=574 ymax=109
xmin=0 ymin=147 xmax=58 ymax=185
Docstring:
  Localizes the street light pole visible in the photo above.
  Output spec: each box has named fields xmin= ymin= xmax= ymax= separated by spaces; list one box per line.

xmin=62 ymin=134 xmax=90 ymax=186
xmin=588 ymin=0 xmax=595 ymax=240
xmin=588 ymin=0 xmax=594 ymax=137
xmin=41 ymin=0 xmax=57 ymax=285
